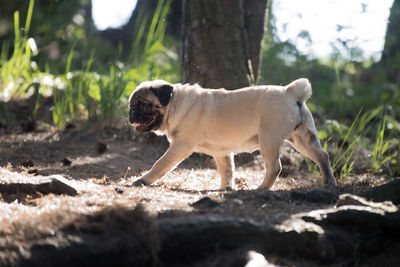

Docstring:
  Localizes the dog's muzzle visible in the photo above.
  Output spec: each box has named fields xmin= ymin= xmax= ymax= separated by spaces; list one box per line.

xmin=130 ymin=108 xmax=160 ymax=133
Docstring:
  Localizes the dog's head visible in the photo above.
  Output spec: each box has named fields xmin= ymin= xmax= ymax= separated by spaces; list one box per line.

xmin=129 ymin=80 xmax=173 ymax=133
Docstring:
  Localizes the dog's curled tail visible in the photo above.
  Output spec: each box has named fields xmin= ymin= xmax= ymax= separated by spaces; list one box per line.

xmin=286 ymin=78 xmax=312 ymax=102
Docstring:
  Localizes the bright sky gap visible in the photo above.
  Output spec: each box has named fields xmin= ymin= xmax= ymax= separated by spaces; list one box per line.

xmin=91 ymin=0 xmax=394 ymax=60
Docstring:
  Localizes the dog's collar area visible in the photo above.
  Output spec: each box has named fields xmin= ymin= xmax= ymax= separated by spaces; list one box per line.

xmin=169 ymin=90 xmax=175 ymax=102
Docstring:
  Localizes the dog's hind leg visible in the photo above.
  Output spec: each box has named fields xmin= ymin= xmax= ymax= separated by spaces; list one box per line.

xmin=214 ymin=154 xmax=234 ymax=190
xmin=287 ymin=108 xmax=337 ymax=186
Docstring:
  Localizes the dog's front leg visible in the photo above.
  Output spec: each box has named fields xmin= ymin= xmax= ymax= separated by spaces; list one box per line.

xmin=134 ymin=142 xmax=194 ymax=186
xmin=214 ymin=154 xmax=234 ymax=190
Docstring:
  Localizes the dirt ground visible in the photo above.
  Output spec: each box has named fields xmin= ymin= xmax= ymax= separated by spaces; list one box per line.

xmin=0 ymin=123 xmax=398 ymax=266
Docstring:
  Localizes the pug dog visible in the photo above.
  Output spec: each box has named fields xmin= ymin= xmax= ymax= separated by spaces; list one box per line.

xmin=129 ymin=78 xmax=337 ymax=190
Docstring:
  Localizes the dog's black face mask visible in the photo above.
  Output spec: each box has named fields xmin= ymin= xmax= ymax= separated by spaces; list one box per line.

xmin=129 ymin=84 xmax=173 ymax=133
xmin=129 ymin=99 xmax=162 ymax=133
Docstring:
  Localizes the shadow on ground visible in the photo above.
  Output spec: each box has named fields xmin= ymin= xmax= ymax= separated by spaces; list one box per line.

xmin=13 ymin=181 xmax=400 ymax=267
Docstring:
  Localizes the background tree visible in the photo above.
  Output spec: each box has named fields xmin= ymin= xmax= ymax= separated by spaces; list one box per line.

xmin=380 ymin=0 xmax=400 ymax=83
xmin=181 ymin=0 xmax=269 ymax=89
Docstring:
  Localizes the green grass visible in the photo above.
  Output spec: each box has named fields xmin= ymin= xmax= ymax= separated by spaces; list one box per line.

xmin=370 ymin=116 xmax=392 ymax=173
xmin=99 ymin=66 xmax=127 ymax=125
xmin=317 ymin=107 xmax=399 ymax=179
xmin=0 ymin=0 xmax=37 ymax=99
xmin=1 ymin=0 xmax=178 ymax=128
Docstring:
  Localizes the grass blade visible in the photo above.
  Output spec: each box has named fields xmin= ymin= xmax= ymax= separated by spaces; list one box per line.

xmin=14 ymin=11 xmax=20 ymax=42
xmin=65 ymin=44 xmax=75 ymax=74
xmin=25 ymin=0 xmax=35 ymax=34
xmin=144 ymin=0 xmax=165 ymax=51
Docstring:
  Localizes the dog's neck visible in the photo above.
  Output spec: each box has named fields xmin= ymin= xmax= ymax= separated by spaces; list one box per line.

xmin=153 ymin=90 xmax=175 ymax=136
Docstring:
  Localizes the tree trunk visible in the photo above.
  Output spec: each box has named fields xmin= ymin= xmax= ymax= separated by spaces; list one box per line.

xmin=380 ymin=0 xmax=400 ymax=83
xmin=181 ymin=0 xmax=268 ymax=90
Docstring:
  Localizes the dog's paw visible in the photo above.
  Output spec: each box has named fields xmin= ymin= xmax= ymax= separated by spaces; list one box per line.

xmin=324 ymin=177 xmax=337 ymax=187
xmin=131 ymin=179 xmax=147 ymax=187
xmin=219 ymin=185 xmax=232 ymax=191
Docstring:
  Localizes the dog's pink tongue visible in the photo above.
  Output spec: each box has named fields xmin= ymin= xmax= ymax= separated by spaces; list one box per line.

xmin=132 ymin=122 xmax=141 ymax=127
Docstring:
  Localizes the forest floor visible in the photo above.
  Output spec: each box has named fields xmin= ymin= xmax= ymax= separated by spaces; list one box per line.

xmin=0 ymin=124 xmax=399 ymax=266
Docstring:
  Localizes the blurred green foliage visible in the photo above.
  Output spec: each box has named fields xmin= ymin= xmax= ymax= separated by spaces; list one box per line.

xmin=0 ymin=0 xmax=179 ymax=127
xmin=259 ymin=6 xmax=400 ymax=177
xmin=260 ymin=7 xmax=400 ymax=124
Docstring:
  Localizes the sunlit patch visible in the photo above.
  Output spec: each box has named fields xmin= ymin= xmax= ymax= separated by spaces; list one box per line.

xmin=246 ymin=251 xmax=271 ymax=267
xmin=273 ymin=0 xmax=394 ymax=60
xmin=91 ymin=0 xmax=138 ymax=30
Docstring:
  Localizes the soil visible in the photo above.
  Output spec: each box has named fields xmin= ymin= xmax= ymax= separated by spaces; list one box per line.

xmin=0 ymin=123 xmax=399 ymax=266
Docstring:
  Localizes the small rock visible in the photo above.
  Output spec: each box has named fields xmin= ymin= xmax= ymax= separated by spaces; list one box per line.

xmin=62 ymin=157 xmax=72 ymax=166
xmin=46 ymin=175 xmax=79 ymax=196
xmin=191 ymin=196 xmax=220 ymax=209
xmin=0 ymin=175 xmax=78 ymax=196
xmin=140 ymin=197 xmax=151 ymax=202
xmin=231 ymin=198 xmax=244 ymax=205
xmin=20 ymin=118 xmax=36 ymax=132
xmin=27 ymin=169 xmax=39 ymax=176
xmin=95 ymin=141 xmax=107 ymax=154
xmin=21 ymin=159 xmax=34 ymax=168
xmin=132 ymin=179 xmax=145 ymax=187
xmin=64 ymin=123 xmax=76 ymax=131
xmin=114 ymin=187 xmax=124 ymax=194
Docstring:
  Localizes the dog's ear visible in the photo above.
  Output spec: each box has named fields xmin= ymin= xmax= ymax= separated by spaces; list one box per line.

xmin=151 ymin=84 xmax=173 ymax=106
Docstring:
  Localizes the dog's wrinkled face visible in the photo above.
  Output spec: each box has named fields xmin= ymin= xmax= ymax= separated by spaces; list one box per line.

xmin=129 ymin=80 xmax=173 ymax=133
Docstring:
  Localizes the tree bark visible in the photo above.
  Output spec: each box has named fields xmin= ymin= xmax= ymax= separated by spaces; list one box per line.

xmin=380 ymin=0 xmax=400 ymax=83
xmin=181 ymin=0 xmax=268 ymax=90
xmin=243 ymin=0 xmax=269 ymax=82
